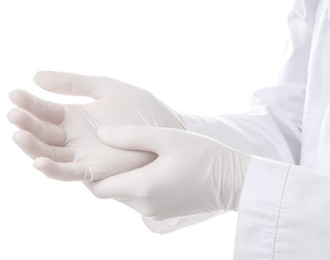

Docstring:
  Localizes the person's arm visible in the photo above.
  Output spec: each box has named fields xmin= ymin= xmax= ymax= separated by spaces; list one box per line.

xmin=235 ymin=0 xmax=330 ymax=257
xmin=143 ymin=0 xmax=318 ymax=233
xmin=181 ymin=0 xmax=317 ymax=160
xmin=143 ymin=83 xmax=305 ymax=233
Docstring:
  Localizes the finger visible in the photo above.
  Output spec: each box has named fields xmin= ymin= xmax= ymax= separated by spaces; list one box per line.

xmin=33 ymin=71 xmax=123 ymax=99
xmin=34 ymin=158 xmax=144 ymax=182
xmin=84 ymin=161 xmax=157 ymax=199
xmin=13 ymin=130 xmax=73 ymax=162
xmin=97 ymin=125 xmax=175 ymax=154
xmin=9 ymin=89 xmax=64 ymax=124
xmin=7 ymin=108 xmax=66 ymax=146
xmin=33 ymin=157 xmax=94 ymax=182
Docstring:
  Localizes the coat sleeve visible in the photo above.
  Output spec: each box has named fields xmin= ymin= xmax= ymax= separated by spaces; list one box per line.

xmin=234 ymin=156 xmax=330 ymax=259
xmin=143 ymin=0 xmax=318 ymax=234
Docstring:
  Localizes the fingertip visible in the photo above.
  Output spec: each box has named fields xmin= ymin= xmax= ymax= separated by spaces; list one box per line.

xmin=33 ymin=71 xmax=50 ymax=86
xmin=34 ymin=71 xmax=67 ymax=88
xmin=33 ymin=70 xmax=52 ymax=80
xmin=33 ymin=157 xmax=50 ymax=171
xmin=33 ymin=157 xmax=43 ymax=170
xmin=12 ymin=130 xmax=19 ymax=143
xmin=7 ymin=108 xmax=17 ymax=123
xmin=9 ymin=89 xmax=18 ymax=102
xmin=12 ymin=130 xmax=24 ymax=144
xmin=7 ymin=108 xmax=26 ymax=125
xmin=8 ymin=89 xmax=26 ymax=106
xmin=33 ymin=157 xmax=59 ymax=180
xmin=33 ymin=70 xmax=70 ymax=89
xmin=32 ymin=72 xmax=40 ymax=85
xmin=33 ymin=157 xmax=58 ymax=180
xmin=12 ymin=130 xmax=31 ymax=147
xmin=33 ymin=158 xmax=84 ymax=182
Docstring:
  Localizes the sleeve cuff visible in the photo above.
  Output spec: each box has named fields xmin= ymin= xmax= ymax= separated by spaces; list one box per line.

xmin=178 ymin=113 xmax=211 ymax=136
xmin=234 ymin=155 xmax=290 ymax=259
xmin=142 ymin=211 xmax=225 ymax=234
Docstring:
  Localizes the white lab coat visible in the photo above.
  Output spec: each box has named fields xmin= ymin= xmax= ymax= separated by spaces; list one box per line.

xmin=145 ymin=0 xmax=330 ymax=258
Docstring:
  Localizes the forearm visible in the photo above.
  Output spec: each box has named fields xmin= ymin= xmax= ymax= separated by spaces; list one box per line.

xmin=180 ymin=84 xmax=304 ymax=165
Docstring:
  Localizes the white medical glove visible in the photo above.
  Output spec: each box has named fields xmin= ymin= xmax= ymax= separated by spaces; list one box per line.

xmin=86 ymin=125 xmax=250 ymax=220
xmin=8 ymin=71 xmax=185 ymax=181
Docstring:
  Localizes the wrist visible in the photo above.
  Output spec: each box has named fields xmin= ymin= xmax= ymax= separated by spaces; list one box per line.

xmin=216 ymin=149 xmax=251 ymax=211
xmin=176 ymin=113 xmax=211 ymax=136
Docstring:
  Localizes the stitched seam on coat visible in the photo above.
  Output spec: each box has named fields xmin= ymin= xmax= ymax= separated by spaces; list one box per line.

xmin=271 ymin=164 xmax=291 ymax=260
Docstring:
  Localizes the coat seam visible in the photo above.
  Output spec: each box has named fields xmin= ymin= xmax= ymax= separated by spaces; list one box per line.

xmin=271 ymin=164 xmax=291 ymax=260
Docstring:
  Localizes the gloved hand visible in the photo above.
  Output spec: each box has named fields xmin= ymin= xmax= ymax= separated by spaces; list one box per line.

xmin=8 ymin=71 xmax=185 ymax=181
xmin=85 ymin=125 xmax=251 ymax=220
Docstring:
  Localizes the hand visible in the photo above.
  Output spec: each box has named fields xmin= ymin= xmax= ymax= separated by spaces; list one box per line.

xmin=8 ymin=71 xmax=185 ymax=181
xmin=86 ymin=125 xmax=250 ymax=220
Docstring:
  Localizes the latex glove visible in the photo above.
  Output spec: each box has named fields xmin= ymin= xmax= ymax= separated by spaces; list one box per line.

xmin=8 ymin=71 xmax=185 ymax=181
xmin=85 ymin=125 xmax=251 ymax=220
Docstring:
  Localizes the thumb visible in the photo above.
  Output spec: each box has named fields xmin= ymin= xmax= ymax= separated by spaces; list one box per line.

xmin=97 ymin=125 xmax=170 ymax=154
xmin=33 ymin=71 xmax=108 ymax=99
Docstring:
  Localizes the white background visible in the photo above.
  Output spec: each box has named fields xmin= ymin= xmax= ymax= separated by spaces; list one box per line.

xmin=1 ymin=0 xmax=291 ymax=259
